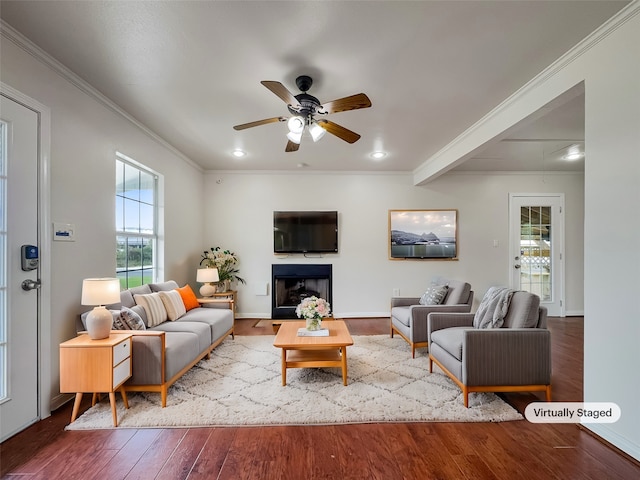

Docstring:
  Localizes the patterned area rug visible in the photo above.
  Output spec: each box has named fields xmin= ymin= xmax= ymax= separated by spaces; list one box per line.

xmin=66 ymin=335 xmax=522 ymax=429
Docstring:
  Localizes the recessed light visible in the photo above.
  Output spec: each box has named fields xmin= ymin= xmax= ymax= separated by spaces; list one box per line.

xmin=561 ymin=145 xmax=584 ymax=161
xmin=370 ymin=151 xmax=387 ymax=160
xmin=232 ymin=149 xmax=246 ymax=158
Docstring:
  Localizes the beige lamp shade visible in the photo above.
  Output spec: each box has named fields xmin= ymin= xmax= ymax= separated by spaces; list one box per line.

xmin=197 ymin=268 xmax=219 ymax=283
xmin=81 ymin=278 xmax=121 ymax=306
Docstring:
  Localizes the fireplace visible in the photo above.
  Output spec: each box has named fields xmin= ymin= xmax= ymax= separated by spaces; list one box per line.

xmin=272 ymin=264 xmax=333 ymax=319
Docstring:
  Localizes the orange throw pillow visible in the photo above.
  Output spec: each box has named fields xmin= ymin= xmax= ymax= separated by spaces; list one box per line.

xmin=176 ymin=284 xmax=200 ymax=311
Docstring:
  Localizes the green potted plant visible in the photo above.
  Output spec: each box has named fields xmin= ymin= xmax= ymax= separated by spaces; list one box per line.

xmin=200 ymin=247 xmax=246 ymax=292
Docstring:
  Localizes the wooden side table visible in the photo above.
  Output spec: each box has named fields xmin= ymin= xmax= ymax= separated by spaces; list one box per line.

xmin=198 ymin=290 xmax=237 ymax=316
xmin=59 ymin=333 xmax=132 ymax=427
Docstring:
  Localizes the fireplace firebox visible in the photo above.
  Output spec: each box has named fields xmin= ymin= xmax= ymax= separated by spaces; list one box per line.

xmin=272 ymin=264 xmax=333 ymax=319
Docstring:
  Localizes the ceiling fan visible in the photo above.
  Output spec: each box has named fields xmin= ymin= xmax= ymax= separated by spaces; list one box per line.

xmin=233 ymin=75 xmax=372 ymax=152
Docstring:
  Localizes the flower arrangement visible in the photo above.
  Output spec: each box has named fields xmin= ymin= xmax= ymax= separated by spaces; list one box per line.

xmin=296 ymin=296 xmax=331 ymax=331
xmin=200 ymin=247 xmax=246 ymax=285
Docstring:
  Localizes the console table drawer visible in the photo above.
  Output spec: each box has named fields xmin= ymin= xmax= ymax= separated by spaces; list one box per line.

xmin=113 ymin=337 xmax=131 ymax=366
xmin=113 ymin=357 xmax=131 ymax=389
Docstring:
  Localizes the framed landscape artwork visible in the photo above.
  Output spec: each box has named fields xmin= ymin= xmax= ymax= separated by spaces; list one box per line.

xmin=389 ymin=209 xmax=458 ymax=260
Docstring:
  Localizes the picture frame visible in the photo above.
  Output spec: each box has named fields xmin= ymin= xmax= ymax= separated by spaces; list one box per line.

xmin=389 ymin=209 xmax=458 ymax=260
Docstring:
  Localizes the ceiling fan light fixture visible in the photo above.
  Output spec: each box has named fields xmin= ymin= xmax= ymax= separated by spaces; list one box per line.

xmin=309 ymin=121 xmax=326 ymax=142
xmin=286 ymin=131 xmax=302 ymax=144
xmin=287 ymin=116 xmax=305 ymax=134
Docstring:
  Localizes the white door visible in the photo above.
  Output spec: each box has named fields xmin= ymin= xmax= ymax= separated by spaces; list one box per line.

xmin=0 ymin=95 xmax=40 ymax=441
xmin=509 ymin=194 xmax=564 ymax=317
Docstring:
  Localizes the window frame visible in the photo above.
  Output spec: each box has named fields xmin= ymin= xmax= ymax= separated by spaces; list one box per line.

xmin=115 ymin=152 xmax=159 ymax=290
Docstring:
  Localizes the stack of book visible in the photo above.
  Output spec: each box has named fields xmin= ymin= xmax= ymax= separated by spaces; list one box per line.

xmin=297 ymin=328 xmax=329 ymax=337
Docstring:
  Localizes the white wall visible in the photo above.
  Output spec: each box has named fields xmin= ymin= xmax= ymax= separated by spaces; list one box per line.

xmin=1 ymin=36 xmax=205 ymax=409
xmin=581 ymin=8 xmax=640 ymax=460
xmin=412 ymin=2 xmax=640 ymax=461
xmin=203 ymin=170 xmax=584 ymax=318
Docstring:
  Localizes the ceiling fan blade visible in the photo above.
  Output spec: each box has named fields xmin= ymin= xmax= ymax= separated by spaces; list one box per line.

xmin=319 ymin=93 xmax=372 ymax=114
xmin=261 ymin=81 xmax=302 ymax=109
xmin=285 ymin=140 xmax=300 ymax=152
xmin=233 ymin=117 xmax=286 ymax=130
xmin=317 ymin=120 xmax=361 ymax=144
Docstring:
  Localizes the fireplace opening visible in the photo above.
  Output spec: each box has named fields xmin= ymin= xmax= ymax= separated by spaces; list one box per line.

xmin=272 ymin=264 xmax=332 ymax=319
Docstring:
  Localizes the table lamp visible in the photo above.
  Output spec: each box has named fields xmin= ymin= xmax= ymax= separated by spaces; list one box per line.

xmin=81 ymin=278 xmax=121 ymax=339
xmin=197 ymin=268 xmax=219 ymax=297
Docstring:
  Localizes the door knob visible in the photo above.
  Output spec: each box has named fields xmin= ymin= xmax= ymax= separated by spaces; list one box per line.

xmin=21 ymin=279 xmax=41 ymax=291
xmin=514 ymin=265 xmax=521 ymax=269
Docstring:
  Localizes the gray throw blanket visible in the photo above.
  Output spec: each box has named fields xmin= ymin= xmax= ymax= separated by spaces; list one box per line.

xmin=473 ymin=287 xmax=515 ymax=329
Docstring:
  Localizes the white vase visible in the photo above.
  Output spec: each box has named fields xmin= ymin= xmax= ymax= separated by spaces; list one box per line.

xmin=216 ymin=279 xmax=231 ymax=293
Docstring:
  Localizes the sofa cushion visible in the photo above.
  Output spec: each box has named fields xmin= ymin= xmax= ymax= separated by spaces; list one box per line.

xmin=177 ymin=284 xmax=200 ymax=311
xmin=502 ymin=291 xmax=541 ymax=328
xmin=119 ymin=290 xmax=135 ymax=308
xmin=442 ymin=280 xmax=471 ymax=305
xmin=129 ymin=284 xmax=152 ymax=296
xmin=112 ymin=306 xmax=146 ymax=330
xmin=134 ymin=292 xmax=168 ymax=327
xmin=178 ymin=307 xmax=234 ymax=341
xmin=419 ymin=285 xmax=448 ymax=305
xmin=149 ymin=281 xmax=179 ymax=292
xmin=391 ymin=306 xmax=412 ymax=327
xmin=151 ymin=321 xmax=212 ymax=354
xmin=159 ymin=290 xmax=187 ymax=321
xmin=430 ymin=327 xmax=473 ymax=361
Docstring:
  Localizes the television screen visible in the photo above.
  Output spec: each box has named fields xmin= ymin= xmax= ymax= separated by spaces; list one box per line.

xmin=274 ymin=211 xmax=338 ymax=253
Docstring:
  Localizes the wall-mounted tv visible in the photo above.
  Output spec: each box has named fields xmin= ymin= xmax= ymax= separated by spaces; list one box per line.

xmin=274 ymin=211 xmax=338 ymax=254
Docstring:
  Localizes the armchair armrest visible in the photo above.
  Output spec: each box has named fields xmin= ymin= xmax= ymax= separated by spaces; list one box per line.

xmin=407 ymin=306 xmax=473 ymax=341
xmin=427 ymin=312 xmax=475 ymax=346
xmin=462 ymin=329 xmax=551 ymax=386
xmin=427 ymin=312 xmax=475 ymax=332
xmin=390 ymin=297 xmax=421 ymax=308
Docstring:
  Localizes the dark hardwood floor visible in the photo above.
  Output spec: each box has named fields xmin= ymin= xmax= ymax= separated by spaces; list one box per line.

xmin=2 ymin=317 xmax=639 ymax=479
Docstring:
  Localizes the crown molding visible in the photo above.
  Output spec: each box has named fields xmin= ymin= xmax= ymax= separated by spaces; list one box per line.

xmin=0 ymin=19 xmax=203 ymax=173
xmin=414 ymin=1 xmax=640 ymax=185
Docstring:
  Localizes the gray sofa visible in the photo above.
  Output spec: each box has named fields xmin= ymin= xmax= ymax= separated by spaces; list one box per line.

xmin=79 ymin=280 xmax=234 ymax=407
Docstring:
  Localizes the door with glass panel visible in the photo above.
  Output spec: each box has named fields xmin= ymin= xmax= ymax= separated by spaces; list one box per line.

xmin=509 ymin=194 xmax=564 ymax=317
xmin=0 ymin=95 xmax=40 ymax=441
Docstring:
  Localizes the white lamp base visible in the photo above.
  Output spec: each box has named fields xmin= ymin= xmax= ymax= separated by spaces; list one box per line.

xmin=199 ymin=283 xmax=216 ymax=297
xmin=86 ymin=306 xmax=112 ymax=339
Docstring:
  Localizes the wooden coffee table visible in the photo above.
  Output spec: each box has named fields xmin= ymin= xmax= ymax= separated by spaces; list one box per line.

xmin=273 ymin=320 xmax=354 ymax=386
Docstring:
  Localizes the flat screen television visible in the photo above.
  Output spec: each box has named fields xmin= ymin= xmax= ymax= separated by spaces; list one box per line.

xmin=274 ymin=211 xmax=338 ymax=254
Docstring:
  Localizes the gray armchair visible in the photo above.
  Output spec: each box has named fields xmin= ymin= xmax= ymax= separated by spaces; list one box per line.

xmin=390 ymin=279 xmax=473 ymax=358
xmin=427 ymin=290 xmax=551 ymax=407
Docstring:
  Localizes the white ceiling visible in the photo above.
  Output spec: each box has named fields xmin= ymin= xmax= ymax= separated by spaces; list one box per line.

xmin=0 ymin=1 xmax=628 ymax=173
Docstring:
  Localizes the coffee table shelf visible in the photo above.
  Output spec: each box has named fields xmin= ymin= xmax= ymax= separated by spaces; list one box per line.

xmin=273 ymin=320 xmax=353 ymax=386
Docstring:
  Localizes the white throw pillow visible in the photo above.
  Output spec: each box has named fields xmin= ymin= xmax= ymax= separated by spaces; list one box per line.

xmin=419 ymin=285 xmax=448 ymax=305
xmin=134 ymin=292 xmax=168 ymax=327
xmin=159 ymin=290 xmax=187 ymax=321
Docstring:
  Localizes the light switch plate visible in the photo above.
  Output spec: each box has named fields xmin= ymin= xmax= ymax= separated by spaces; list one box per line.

xmin=53 ymin=222 xmax=75 ymax=241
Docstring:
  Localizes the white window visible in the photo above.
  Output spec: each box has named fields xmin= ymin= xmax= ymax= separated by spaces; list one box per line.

xmin=116 ymin=153 xmax=159 ymax=289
